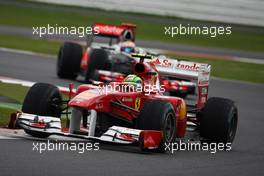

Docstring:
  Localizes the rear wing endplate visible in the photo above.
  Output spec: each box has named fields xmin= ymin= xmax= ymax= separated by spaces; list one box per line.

xmin=151 ymin=56 xmax=211 ymax=108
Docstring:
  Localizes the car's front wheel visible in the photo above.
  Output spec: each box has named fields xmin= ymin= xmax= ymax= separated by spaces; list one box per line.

xmin=22 ymin=83 xmax=63 ymax=138
xmin=136 ymin=100 xmax=176 ymax=152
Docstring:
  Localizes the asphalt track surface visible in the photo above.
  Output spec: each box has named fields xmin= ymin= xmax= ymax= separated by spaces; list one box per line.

xmin=0 ymin=50 xmax=264 ymax=176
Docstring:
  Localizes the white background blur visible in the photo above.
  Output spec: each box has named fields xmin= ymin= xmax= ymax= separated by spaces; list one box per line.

xmin=32 ymin=0 xmax=264 ymax=27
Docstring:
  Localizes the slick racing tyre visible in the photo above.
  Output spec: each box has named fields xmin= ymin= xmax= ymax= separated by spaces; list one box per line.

xmin=22 ymin=83 xmax=63 ymax=138
xmin=136 ymin=100 xmax=176 ymax=152
xmin=200 ymin=97 xmax=238 ymax=144
xmin=85 ymin=49 xmax=108 ymax=83
xmin=57 ymin=42 xmax=82 ymax=79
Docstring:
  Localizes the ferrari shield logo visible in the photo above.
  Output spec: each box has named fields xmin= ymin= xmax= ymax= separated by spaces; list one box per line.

xmin=135 ymin=97 xmax=141 ymax=110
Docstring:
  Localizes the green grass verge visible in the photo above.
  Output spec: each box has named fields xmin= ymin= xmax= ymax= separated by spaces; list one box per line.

xmin=0 ymin=107 xmax=17 ymax=126
xmin=0 ymin=34 xmax=61 ymax=55
xmin=168 ymin=54 xmax=264 ymax=84
xmin=0 ymin=83 xmax=27 ymax=126
xmin=0 ymin=83 xmax=29 ymax=104
xmin=0 ymin=1 xmax=264 ymax=52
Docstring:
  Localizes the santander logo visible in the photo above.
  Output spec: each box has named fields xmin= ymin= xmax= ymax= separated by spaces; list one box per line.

xmin=152 ymin=58 xmax=172 ymax=67
xmin=153 ymin=58 xmax=200 ymax=71
xmin=176 ymin=63 xmax=199 ymax=71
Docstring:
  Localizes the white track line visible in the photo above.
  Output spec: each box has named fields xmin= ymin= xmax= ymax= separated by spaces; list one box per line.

xmin=0 ymin=76 xmax=76 ymax=93
xmin=232 ymin=56 xmax=264 ymax=64
xmin=0 ymin=135 xmax=21 ymax=140
xmin=0 ymin=47 xmax=55 ymax=58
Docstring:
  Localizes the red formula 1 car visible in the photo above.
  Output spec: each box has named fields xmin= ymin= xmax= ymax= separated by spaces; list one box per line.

xmin=17 ymin=54 xmax=238 ymax=152
xmin=56 ymin=23 xmax=196 ymax=98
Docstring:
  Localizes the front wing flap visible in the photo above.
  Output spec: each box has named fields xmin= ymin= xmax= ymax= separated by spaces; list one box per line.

xmin=17 ymin=113 xmax=62 ymax=134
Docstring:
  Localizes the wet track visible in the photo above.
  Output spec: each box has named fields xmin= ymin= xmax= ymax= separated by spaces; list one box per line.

xmin=0 ymin=50 xmax=264 ymax=176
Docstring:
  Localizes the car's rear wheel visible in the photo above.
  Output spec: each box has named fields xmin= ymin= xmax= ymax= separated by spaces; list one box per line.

xmin=200 ymin=97 xmax=238 ymax=144
xmin=22 ymin=83 xmax=63 ymax=138
xmin=85 ymin=49 xmax=108 ymax=83
xmin=57 ymin=42 xmax=82 ymax=79
xmin=136 ymin=100 xmax=176 ymax=152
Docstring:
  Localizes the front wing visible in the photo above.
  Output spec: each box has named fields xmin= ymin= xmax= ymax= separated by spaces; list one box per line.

xmin=16 ymin=113 xmax=162 ymax=149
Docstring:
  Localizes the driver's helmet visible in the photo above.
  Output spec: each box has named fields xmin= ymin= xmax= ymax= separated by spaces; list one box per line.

xmin=123 ymin=74 xmax=142 ymax=89
xmin=120 ymin=41 xmax=135 ymax=54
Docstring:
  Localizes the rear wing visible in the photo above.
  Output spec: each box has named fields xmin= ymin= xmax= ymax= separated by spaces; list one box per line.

xmin=151 ymin=56 xmax=211 ymax=109
xmin=92 ymin=23 xmax=136 ymax=41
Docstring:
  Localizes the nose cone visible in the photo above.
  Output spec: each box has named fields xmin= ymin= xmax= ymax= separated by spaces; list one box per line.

xmin=69 ymin=89 xmax=102 ymax=109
